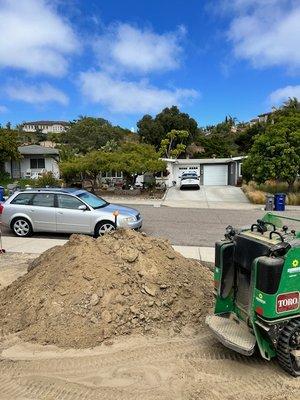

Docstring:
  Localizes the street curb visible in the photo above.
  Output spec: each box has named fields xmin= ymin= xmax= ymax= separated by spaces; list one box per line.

xmin=1 ymin=236 xmax=215 ymax=263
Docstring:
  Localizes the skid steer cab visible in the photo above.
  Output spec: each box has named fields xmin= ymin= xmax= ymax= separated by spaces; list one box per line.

xmin=206 ymin=213 xmax=300 ymax=377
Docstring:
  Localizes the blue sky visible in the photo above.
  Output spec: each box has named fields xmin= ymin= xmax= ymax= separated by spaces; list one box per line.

xmin=0 ymin=0 xmax=299 ymax=129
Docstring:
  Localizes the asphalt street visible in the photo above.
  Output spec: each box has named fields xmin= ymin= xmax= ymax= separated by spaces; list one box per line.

xmin=2 ymin=205 xmax=300 ymax=247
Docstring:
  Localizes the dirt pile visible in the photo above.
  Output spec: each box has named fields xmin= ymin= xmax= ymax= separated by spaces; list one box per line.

xmin=0 ymin=230 xmax=213 ymax=348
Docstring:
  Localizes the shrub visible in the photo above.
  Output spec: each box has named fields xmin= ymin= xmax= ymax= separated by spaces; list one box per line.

xmin=287 ymin=193 xmax=300 ymax=206
xmin=242 ymin=181 xmax=300 ymax=205
xmin=35 ymin=172 xmax=60 ymax=188
xmin=17 ymin=173 xmax=61 ymax=189
xmin=242 ymin=184 xmax=266 ymax=204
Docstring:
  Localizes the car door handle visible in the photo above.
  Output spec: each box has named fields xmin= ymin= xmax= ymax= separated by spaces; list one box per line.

xmin=29 ymin=209 xmax=35 ymax=212
xmin=57 ymin=211 xmax=63 ymax=215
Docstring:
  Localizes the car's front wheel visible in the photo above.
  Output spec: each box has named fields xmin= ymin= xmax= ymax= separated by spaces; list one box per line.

xmin=12 ymin=217 xmax=33 ymax=237
xmin=94 ymin=221 xmax=116 ymax=237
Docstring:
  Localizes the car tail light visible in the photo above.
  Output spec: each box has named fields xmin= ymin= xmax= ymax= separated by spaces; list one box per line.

xmin=0 ymin=203 xmax=4 ymax=215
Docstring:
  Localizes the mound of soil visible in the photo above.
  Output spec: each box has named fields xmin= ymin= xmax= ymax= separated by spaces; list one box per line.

xmin=0 ymin=230 xmax=213 ymax=348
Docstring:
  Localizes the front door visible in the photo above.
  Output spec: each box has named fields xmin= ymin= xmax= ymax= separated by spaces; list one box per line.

xmin=29 ymin=193 xmax=56 ymax=231
xmin=11 ymin=160 xmax=21 ymax=179
xmin=55 ymin=194 xmax=91 ymax=233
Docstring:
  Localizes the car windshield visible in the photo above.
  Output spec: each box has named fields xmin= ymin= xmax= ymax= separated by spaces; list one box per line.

xmin=181 ymin=175 xmax=198 ymax=180
xmin=77 ymin=192 xmax=108 ymax=209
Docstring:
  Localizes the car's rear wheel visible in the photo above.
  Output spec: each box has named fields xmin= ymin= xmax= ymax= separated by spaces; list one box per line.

xmin=12 ymin=218 xmax=33 ymax=237
xmin=94 ymin=221 xmax=116 ymax=237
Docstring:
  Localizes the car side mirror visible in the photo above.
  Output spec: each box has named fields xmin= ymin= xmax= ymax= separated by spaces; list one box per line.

xmin=78 ymin=204 xmax=88 ymax=211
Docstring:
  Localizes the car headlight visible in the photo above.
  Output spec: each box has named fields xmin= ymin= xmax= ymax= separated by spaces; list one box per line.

xmin=122 ymin=216 xmax=136 ymax=224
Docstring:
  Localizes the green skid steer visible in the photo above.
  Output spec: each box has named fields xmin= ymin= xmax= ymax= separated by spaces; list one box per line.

xmin=206 ymin=213 xmax=300 ymax=376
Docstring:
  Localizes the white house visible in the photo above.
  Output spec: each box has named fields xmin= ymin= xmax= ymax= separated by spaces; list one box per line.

xmin=5 ymin=145 xmax=60 ymax=179
xmin=22 ymin=120 xmax=69 ymax=134
xmin=158 ymin=157 xmax=245 ymax=187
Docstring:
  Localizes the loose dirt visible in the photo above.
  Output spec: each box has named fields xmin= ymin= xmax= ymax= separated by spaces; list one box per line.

xmin=0 ymin=237 xmax=299 ymax=400
xmin=0 ymin=252 xmax=35 ymax=289
xmin=0 ymin=333 xmax=299 ymax=400
xmin=0 ymin=230 xmax=213 ymax=348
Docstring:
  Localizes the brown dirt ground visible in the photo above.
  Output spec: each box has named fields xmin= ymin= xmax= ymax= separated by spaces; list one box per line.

xmin=0 ymin=230 xmax=213 ymax=348
xmin=0 ymin=233 xmax=299 ymax=400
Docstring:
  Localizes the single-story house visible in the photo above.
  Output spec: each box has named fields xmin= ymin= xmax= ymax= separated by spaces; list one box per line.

xmin=158 ymin=157 xmax=245 ymax=187
xmin=5 ymin=145 xmax=60 ymax=179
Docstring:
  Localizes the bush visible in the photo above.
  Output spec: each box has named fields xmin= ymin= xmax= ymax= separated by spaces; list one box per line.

xmin=242 ymin=181 xmax=300 ymax=205
xmin=257 ymin=180 xmax=300 ymax=194
xmin=242 ymin=184 xmax=266 ymax=204
xmin=17 ymin=178 xmax=36 ymax=188
xmin=287 ymin=193 xmax=300 ymax=206
xmin=0 ymin=171 xmax=13 ymax=187
xmin=17 ymin=173 xmax=61 ymax=189
xmin=35 ymin=172 xmax=60 ymax=188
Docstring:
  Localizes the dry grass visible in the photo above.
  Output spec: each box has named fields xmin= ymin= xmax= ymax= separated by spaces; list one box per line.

xmin=242 ymin=181 xmax=300 ymax=205
xmin=242 ymin=185 xmax=266 ymax=204
xmin=287 ymin=193 xmax=300 ymax=206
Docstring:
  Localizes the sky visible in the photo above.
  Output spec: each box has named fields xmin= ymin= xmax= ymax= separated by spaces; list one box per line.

xmin=0 ymin=0 xmax=299 ymax=130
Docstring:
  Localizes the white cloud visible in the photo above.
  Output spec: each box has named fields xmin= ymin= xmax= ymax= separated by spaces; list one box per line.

xmin=0 ymin=105 xmax=8 ymax=113
xmin=94 ymin=23 xmax=185 ymax=73
xmin=0 ymin=0 xmax=78 ymax=76
xmin=223 ymin=0 xmax=300 ymax=70
xmin=79 ymin=71 xmax=198 ymax=114
xmin=6 ymin=82 xmax=69 ymax=105
xmin=268 ymin=85 xmax=300 ymax=105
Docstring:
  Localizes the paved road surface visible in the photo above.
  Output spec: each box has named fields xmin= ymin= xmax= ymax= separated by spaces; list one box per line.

xmin=2 ymin=206 xmax=300 ymax=247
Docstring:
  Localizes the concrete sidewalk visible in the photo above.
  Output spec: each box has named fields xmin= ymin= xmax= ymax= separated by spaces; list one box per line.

xmin=1 ymin=236 xmax=215 ymax=263
xmin=105 ymin=196 xmax=300 ymax=211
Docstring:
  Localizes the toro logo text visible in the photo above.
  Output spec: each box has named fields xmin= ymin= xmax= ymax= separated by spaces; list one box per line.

xmin=276 ymin=292 xmax=300 ymax=314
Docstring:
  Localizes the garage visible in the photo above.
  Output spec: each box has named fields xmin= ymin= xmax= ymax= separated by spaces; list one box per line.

xmin=203 ymin=164 xmax=228 ymax=186
xmin=174 ymin=165 xmax=200 ymax=181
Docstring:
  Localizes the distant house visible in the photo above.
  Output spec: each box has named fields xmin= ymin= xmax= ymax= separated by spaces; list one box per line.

xmin=5 ymin=145 xmax=60 ymax=179
xmin=249 ymin=109 xmax=276 ymax=126
xmin=159 ymin=157 xmax=245 ymax=187
xmin=22 ymin=120 xmax=70 ymax=134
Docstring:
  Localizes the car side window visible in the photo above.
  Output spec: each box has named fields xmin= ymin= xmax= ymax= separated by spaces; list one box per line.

xmin=32 ymin=193 xmax=55 ymax=207
xmin=57 ymin=194 xmax=85 ymax=210
xmin=10 ymin=193 xmax=34 ymax=205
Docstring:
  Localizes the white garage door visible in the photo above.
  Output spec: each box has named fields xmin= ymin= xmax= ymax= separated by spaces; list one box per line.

xmin=203 ymin=164 xmax=228 ymax=186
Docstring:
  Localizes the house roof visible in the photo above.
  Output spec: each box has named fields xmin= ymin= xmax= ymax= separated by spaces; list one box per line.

xmin=18 ymin=145 xmax=59 ymax=155
xmin=257 ymin=112 xmax=273 ymax=118
xmin=22 ymin=120 xmax=69 ymax=126
xmin=162 ymin=156 xmax=245 ymax=165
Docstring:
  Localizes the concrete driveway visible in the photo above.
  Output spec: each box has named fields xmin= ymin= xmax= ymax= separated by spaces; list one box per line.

xmin=164 ymin=186 xmax=250 ymax=209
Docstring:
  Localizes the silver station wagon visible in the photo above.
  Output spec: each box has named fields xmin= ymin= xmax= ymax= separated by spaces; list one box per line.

xmin=0 ymin=188 xmax=142 ymax=237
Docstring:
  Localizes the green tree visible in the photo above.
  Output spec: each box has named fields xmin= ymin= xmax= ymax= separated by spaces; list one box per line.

xmin=243 ymin=108 xmax=300 ymax=190
xmin=0 ymin=128 xmax=20 ymax=172
xmin=137 ymin=106 xmax=198 ymax=150
xmin=101 ymin=139 xmax=118 ymax=152
xmin=195 ymin=133 xmax=236 ymax=158
xmin=159 ymin=130 xmax=189 ymax=158
xmin=234 ymin=123 xmax=266 ymax=154
xmin=64 ymin=117 xmax=129 ymax=154
xmin=35 ymin=127 xmax=47 ymax=143
xmin=58 ymin=145 xmax=79 ymax=162
xmin=60 ymin=143 xmax=165 ymax=190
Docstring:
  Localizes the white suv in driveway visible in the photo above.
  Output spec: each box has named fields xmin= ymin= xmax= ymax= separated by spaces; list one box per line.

xmin=180 ymin=172 xmax=200 ymax=190
xmin=0 ymin=188 xmax=142 ymax=237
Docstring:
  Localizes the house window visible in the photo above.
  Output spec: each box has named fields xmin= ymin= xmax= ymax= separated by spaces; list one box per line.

xmin=30 ymin=158 xmax=45 ymax=169
xmin=238 ymin=163 xmax=242 ymax=177
xmin=104 ymin=171 xmax=122 ymax=178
